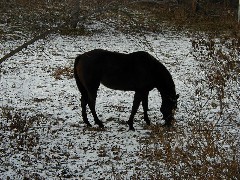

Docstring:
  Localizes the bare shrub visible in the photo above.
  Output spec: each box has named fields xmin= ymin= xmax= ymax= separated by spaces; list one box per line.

xmin=137 ymin=124 xmax=239 ymax=179
xmin=191 ymin=35 xmax=239 ymax=122
xmin=1 ymin=107 xmax=41 ymax=152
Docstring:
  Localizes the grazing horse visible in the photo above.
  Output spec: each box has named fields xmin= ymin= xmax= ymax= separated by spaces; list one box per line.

xmin=74 ymin=49 xmax=179 ymax=131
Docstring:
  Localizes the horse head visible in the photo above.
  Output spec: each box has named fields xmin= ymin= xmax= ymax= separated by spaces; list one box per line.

xmin=160 ymin=94 xmax=179 ymax=127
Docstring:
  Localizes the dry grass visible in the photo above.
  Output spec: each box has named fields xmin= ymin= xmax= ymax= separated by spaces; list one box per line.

xmin=52 ymin=66 xmax=73 ymax=80
xmin=1 ymin=107 xmax=42 ymax=153
xmin=136 ymin=124 xmax=239 ymax=179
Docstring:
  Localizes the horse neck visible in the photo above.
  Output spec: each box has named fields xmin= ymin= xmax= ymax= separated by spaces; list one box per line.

xmin=157 ymin=78 xmax=176 ymax=115
xmin=156 ymin=66 xmax=176 ymax=101
xmin=158 ymin=85 xmax=175 ymax=103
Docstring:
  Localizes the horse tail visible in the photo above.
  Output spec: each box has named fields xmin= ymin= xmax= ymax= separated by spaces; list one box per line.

xmin=74 ymin=55 xmax=88 ymax=97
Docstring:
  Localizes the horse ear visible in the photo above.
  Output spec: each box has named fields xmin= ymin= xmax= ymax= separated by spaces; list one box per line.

xmin=176 ymin=94 xmax=179 ymax=99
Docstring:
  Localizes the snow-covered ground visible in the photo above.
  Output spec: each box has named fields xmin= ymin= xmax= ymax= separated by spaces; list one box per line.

xmin=0 ymin=27 xmax=239 ymax=179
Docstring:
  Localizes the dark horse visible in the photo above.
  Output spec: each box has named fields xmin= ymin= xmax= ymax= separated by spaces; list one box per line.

xmin=74 ymin=49 xmax=179 ymax=130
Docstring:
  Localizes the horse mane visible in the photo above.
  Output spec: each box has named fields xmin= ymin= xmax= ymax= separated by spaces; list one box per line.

xmin=146 ymin=52 xmax=176 ymax=98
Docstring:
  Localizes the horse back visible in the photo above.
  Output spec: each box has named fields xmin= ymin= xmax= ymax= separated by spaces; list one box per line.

xmin=75 ymin=49 xmax=164 ymax=91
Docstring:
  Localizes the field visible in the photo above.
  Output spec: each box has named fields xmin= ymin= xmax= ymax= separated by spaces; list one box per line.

xmin=0 ymin=1 xmax=240 ymax=179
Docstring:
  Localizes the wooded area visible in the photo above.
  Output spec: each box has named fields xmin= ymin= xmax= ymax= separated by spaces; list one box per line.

xmin=1 ymin=0 xmax=240 ymax=63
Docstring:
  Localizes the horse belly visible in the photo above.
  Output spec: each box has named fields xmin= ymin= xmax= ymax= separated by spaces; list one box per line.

xmin=100 ymin=74 xmax=136 ymax=91
xmin=100 ymin=61 xmax=154 ymax=91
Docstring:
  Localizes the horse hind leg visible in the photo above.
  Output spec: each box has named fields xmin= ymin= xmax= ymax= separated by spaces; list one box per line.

xmin=127 ymin=92 xmax=142 ymax=131
xmin=81 ymin=95 xmax=92 ymax=127
xmin=142 ymin=91 xmax=150 ymax=125
xmin=79 ymin=89 xmax=92 ymax=127
xmin=74 ymin=72 xmax=92 ymax=127
xmin=87 ymin=90 xmax=104 ymax=128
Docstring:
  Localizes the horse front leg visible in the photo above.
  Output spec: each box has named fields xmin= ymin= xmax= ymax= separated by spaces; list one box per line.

xmin=142 ymin=91 xmax=150 ymax=125
xmin=128 ymin=92 xmax=142 ymax=131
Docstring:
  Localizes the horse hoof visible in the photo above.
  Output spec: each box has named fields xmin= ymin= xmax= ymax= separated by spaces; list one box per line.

xmin=129 ymin=126 xmax=135 ymax=131
xmin=163 ymin=122 xmax=172 ymax=128
xmin=96 ymin=122 xmax=104 ymax=128
xmin=144 ymin=118 xmax=150 ymax=125
xmin=99 ymin=125 xmax=105 ymax=129
xmin=86 ymin=123 xmax=92 ymax=127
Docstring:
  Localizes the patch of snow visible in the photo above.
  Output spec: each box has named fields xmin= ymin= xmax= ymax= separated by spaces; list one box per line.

xmin=0 ymin=29 xmax=239 ymax=179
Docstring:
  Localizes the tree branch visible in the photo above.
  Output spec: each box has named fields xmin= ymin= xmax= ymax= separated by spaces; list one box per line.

xmin=0 ymin=29 xmax=54 ymax=64
xmin=0 ymin=0 xmax=166 ymax=64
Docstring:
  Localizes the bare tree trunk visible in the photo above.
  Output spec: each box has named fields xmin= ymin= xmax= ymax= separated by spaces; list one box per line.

xmin=192 ymin=0 xmax=197 ymax=13
xmin=70 ymin=0 xmax=80 ymax=28
xmin=178 ymin=0 xmax=198 ymax=13
xmin=238 ymin=0 xmax=240 ymax=23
